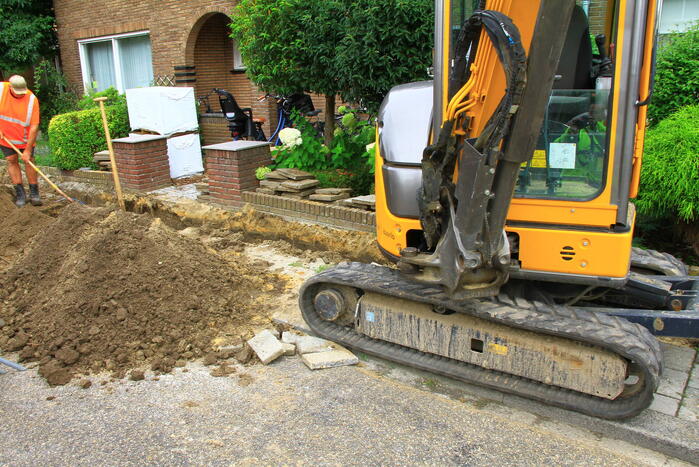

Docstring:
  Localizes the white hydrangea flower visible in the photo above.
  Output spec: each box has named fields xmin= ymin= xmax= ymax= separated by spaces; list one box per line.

xmin=279 ymin=127 xmax=302 ymax=147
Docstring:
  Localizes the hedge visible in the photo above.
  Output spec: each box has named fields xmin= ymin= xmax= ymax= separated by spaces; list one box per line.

xmin=47 ymin=99 xmax=129 ymax=170
xmin=636 ymin=104 xmax=699 ymax=222
xmin=648 ymin=23 xmax=699 ymax=126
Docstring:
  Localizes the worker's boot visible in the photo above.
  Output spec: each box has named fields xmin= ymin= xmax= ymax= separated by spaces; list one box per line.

xmin=28 ymin=184 xmax=42 ymax=206
xmin=14 ymin=184 xmax=26 ymax=208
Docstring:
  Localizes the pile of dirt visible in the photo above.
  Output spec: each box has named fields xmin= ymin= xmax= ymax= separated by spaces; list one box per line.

xmin=0 ymin=192 xmax=52 ymax=269
xmin=0 ymin=204 xmax=285 ymax=385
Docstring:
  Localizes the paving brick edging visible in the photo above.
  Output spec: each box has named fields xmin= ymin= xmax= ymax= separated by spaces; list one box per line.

xmin=242 ymin=191 xmax=376 ymax=233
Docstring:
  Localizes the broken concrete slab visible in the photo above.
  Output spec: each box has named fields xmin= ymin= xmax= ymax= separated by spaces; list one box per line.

xmin=276 ymin=168 xmax=314 ymax=180
xmin=309 ymin=193 xmax=350 ymax=202
xmin=256 ymin=187 xmax=276 ymax=195
xmin=280 ymin=179 xmax=319 ymax=191
xmin=263 ymin=170 xmax=288 ymax=180
xmin=281 ymin=343 xmax=296 ymax=356
xmin=281 ymin=332 xmax=333 ymax=354
xmin=351 ymin=194 xmax=376 ymax=207
xmin=301 ymin=348 xmax=359 ymax=370
xmin=260 ymin=180 xmax=283 ymax=190
xmin=281 ymin=188 xmax=316 ymax=199
xmin=315 ymin=187 xmax=352 ymax=195
xmin=247 ymin=330 xmax=285 ymax=365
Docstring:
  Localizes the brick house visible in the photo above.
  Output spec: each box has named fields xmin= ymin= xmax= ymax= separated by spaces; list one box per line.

xmin=53 ymin=0 xmax=279 ymax=145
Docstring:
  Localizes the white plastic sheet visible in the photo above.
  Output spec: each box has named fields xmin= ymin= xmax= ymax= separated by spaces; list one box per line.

xmin=125 ymin=86 xmax=198 ymax=135
xmin=166 ymin=134 xmax=204 ymax=179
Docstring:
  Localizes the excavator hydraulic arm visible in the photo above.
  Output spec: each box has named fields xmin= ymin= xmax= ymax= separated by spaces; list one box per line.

xmin=399 ymin=0 xmax=576 ymax=298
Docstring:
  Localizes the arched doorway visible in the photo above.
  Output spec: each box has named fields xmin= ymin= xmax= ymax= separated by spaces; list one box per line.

xmin=185 ymin=12 xmax=275 ymax=144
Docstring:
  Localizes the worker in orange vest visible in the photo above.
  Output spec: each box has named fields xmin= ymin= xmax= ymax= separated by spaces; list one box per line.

xmin=0 ymin=75 xmax=41 ymax=207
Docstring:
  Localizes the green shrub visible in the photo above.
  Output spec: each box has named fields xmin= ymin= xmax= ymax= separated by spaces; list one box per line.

xmin=648 ymin=23 xmax=699 ymax=126
xmin=33 ymin=60 xmax=79 ymax=134
xmin=636 ymin=104 xmax=699 ymax=222
xmin=48 ymin=100 xmax=129 ymax=170
xmin=272 ymin=109 xmax=376 ymax=195
xmin=77 ymin=87 xmax=124 ymax=110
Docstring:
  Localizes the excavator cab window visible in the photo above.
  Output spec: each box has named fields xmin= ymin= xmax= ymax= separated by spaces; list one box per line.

xmin=514 ymin=0 xmax=619 ymax=200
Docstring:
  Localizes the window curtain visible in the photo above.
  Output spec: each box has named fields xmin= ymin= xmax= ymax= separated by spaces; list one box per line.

xmin=86 ymin=41 xmax=116 ymax=92
xmin=119 ymin=35 xmax=154 ymax=90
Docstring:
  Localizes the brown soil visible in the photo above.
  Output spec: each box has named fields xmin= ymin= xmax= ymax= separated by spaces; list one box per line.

xmin=0 ymin=202 xmax=285 ymax=385
xmin=0 ymin=192 xmax=53 ymax=269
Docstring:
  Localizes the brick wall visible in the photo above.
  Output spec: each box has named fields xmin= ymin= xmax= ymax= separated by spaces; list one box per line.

xmin=203 ymin=141 xmax=272 ymax=206
xmin=112 ymin=135 xmax=171 ymax=192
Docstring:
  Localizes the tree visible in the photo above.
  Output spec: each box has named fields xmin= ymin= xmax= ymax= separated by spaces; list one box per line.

xmin=335 ymin=0 xmax=434 ymax=113
xmin=230 ymin=0 xmax=434 ymax=143
xmin=0 ymin=0 xmax=56 ymax=76
xmin=230 ymin=0 xmax=344 ymax=145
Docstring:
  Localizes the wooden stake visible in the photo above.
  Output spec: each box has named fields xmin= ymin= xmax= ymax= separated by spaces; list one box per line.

xmin=94 ymin=97 xmax=126 ymax=211
xmin=2 ymin=136 xmax=75 ymax=203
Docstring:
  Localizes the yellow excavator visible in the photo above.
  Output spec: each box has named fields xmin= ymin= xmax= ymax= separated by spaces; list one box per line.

xmin=300 ymin=0 xmax=699 ymax=419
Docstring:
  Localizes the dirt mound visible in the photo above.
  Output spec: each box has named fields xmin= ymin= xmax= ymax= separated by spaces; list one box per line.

xmin=0 ymin=205 xmax=284 ymax=385
xmin=0 ymin=192 xmax=52 ymax=269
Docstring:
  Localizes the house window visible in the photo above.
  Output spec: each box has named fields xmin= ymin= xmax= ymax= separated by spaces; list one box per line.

xmin=233 ymin=40 xmax=246 ymax=71
xmin=659 ymin=0 xmax=699 ymax=34
xmin=78 ymin=32 xmax=154 ymax=93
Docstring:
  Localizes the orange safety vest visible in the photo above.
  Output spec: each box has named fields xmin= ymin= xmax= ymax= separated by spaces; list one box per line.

xmin=0 ymin=82 xmax=39 ymax=149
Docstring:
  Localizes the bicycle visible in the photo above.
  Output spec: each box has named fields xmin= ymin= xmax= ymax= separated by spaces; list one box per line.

xmin=259 ymin=92 xmax=323 ymax=144
xmin=213 ymin=88 xmax=267 ymax=141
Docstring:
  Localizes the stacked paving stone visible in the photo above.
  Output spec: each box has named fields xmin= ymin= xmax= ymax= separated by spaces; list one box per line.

xmin=246 ymin=329 xmax=359 ymax=369
xmin=93 ymin=150 xmax=111 ymax=170
xmin=256 ymin=168 xmax=352 ymax=202
xmin=194 ymin=181 xmax=211 ymax=202
xmin=338 ymin=194 xmax=376 ymax=211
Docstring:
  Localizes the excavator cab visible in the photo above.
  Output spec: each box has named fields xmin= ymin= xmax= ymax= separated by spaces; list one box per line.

xmin=300 ymin=0 xmax=699 ymax=419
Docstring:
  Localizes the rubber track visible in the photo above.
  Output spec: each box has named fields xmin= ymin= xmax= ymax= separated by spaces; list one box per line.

xmin=299 ymin=263 xmax=662 ymax=420
xmin=631 ymin=247 xmax=688 ymax=276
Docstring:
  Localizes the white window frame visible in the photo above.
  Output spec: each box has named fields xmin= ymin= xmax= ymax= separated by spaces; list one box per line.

xmin=78 ymin=30 xmax=152 ymax=93
xmin=232 ymin=40 xmax=246 ymax=71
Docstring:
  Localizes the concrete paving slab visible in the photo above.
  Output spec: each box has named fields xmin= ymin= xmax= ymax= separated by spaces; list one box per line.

xmin=648 ymin=393 xmax=679 ymax=417
xmin=661 ymin=343 xmax=696 ymax=372
xmin=281 ymin=342 xmax=296 ymax=356
xmin=689 ymin=363 xmax=699 ymax=390
xmin=301 ymin=348 xmax=359 ymax=369
xmin=679 ymin=387 xmax=699 ymax=422
xmin=281 ymin=331 xmax=333 ymax=354
xmin=657 ymin=367 xmax=690 ymax=400
xmin=247 ymin=330 xmax=284 ymax=365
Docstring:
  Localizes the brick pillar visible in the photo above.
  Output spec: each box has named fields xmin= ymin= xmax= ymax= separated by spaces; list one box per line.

xmin=112 ymin=134 xmax=171 ymax=192
xmin=203 ymin=141 xmax=272 ymax=206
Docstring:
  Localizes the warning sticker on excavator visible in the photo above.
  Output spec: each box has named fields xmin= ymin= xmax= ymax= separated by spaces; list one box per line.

xmin=522 ymin=150 xmax=547 ymax=168
xmin=488 ymin=342 xmax=508 ymax=356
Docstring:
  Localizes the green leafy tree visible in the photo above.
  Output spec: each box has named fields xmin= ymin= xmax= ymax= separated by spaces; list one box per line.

xmin=230 ymin=0 xmax=434 ymax=142
xmin=230 ymin=0 xmax=343 ymax=145
xmin=0 ymin=0 xmax=56 ymax=75
xmin=335 ymin=0 xmax=434 ymax=112
xmin=648 ymin=23 xmax=699 ymax=126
